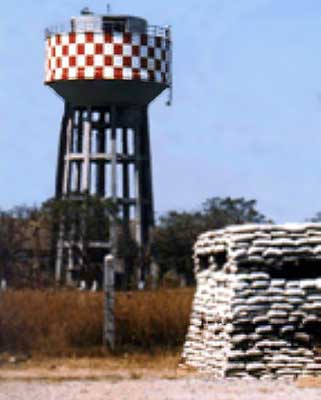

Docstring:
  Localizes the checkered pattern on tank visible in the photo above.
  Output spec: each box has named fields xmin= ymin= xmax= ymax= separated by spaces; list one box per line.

xmin=45 ymin=32 xmax=171 ymax=84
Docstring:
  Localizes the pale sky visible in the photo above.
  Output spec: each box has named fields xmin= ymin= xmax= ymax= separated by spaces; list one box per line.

xmin=2 ymin=0 xmax=321 ymax=222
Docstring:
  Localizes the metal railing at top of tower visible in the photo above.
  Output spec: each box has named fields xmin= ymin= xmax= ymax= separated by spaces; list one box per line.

xmin=44 ymin=22 xmax=171 ymax=40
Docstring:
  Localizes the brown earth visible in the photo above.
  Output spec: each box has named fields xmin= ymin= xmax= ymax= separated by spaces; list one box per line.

xmin=2 ymin=376 xmax=321 ymax=400
xmin=1 ymin=357 xmax=321 ymax=400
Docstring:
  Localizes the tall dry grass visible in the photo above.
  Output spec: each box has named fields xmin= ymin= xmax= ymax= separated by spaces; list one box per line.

xmin=0 ymin=288 xmax=194 ymax=356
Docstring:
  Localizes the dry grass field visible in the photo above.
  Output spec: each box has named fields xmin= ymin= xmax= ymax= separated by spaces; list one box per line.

xmin=3 ymin=288 xmax=321 ymax=400
xmin=0 ymin=288 xmax=194 ymax=356
xmin=2 ymin=289 xmax=321 ymax=399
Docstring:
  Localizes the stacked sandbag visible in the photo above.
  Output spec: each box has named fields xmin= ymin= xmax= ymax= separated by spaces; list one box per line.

xmin=182 ymin=223 xmax=321 ymax=378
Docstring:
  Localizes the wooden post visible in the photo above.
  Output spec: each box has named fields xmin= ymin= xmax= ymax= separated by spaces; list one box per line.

xmin=66 ymin=244 xmax=74 ymax=286
xmin=0 ymin=279 xmax=7 ymax=293
xmin=103 ymin=254 xmax=115 ymax=351
xmin=55 ymin=225 xmax=64 ymax=283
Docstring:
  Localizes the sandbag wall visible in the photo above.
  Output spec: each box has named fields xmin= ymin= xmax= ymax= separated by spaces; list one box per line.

xmin=182 ymin=223 xmax=321 ymax=378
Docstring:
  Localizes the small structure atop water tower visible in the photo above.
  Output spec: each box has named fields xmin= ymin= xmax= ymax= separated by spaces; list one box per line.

xmin=44 ymin=8 xmax=172 ymax=285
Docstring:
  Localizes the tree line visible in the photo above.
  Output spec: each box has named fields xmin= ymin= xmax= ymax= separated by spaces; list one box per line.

xmin=1 ymin=195 xmax=316 ymax=288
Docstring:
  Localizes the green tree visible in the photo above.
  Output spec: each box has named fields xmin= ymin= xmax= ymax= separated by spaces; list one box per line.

xmin=0 ymin=205 xmax=48 ymax=287
xmin=41 ymin=195 xmax=118 ymax=283
xmin=42 ymin=195 xmax=141 ymax=287
xmin=152 ymin=197 xmax=271 ymax=284
xmin=202 ymin=197 xmax=270 ymax=228
xmin=152 ymin=211 xmax=205 ymax=284
xmin=308 ymin=211 xmax=321 ymax=222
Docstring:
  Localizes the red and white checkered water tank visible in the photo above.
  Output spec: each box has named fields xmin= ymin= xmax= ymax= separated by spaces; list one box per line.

xmin=44 ymin=10 xmax=172 ymax=106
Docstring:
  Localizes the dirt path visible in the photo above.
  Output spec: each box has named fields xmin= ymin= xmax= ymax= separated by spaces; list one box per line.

xmin=2 ymin=378 xmax=321 ymax=400
xmin=1 ymin=357 xmax=321 ymax=400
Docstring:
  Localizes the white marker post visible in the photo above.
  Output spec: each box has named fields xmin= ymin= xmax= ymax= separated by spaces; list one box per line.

xmin=103 ymin=254 xmax=115 ymax=351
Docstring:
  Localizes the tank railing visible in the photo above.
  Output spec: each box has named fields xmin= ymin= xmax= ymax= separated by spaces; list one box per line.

xmin=45 ymin=23 xmax=171 ymax=39
xmin=146 ymin=25 xmax=169 ymax=38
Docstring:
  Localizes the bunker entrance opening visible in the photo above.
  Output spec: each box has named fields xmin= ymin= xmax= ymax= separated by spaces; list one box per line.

xmin=199 ymin=251 xmax=227 ymax=271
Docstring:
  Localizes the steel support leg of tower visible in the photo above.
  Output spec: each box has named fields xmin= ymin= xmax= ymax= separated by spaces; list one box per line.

xmin=54 ymin=102 xmax=154 ymax=285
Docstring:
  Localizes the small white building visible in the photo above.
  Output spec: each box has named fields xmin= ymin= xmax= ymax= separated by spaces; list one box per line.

xmin=182 ymin=223 xmax=321 ymax=378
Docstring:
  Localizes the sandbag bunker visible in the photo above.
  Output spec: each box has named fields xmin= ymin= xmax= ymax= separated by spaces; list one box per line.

xmin=182 ymin=223 xmax=321 ymax=378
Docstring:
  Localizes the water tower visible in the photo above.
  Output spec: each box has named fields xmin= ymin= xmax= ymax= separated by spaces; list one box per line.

xmin=44 ymin=8 xmax=172 ymax=285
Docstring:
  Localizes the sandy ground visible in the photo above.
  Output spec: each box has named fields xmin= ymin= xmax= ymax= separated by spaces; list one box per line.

xmin=2 ymin=357 xmax=321 ymax=399
xmin=2 ymin=378 xmax=321 ymax=400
